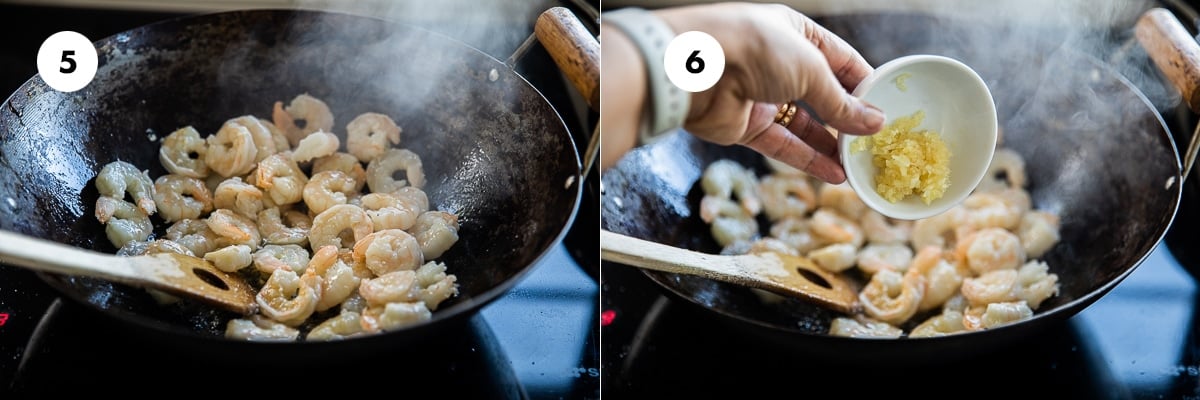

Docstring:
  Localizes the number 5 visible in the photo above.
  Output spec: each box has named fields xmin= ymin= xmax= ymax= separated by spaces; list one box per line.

xmin=60 ymin=50 xmax=77 ymax=74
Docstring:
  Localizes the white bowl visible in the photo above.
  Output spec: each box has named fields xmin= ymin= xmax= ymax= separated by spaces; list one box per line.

xmin=838 ymin=54 xmax=998 ymax=220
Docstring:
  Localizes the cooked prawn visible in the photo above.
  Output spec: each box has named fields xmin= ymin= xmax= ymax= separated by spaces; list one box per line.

xmin=304 ymin=170 xmax=358 ymax=215
xmin=366 ymin=148 xmax=425 ymax=193
xmin=213 ymin=177 xmax=264 ymax=220
xmin=96 ymin=160 xmax=157 ymax=215
xmin=273 ymin=94 xmax=334 ymax=147
xmin=205 ymin=120 xmax=258 ymax=177
xmin=353 ymin=229 xmax=424 ymax=276
xmin=255 ymin=153 xmax=308 ymax=206
xmin=256 ymin=268 xmax=319 ymax=326
xmin=308 ymin=204 xmax=373 ymax=250
xmin=312 ymin=152 xmax=367 ymax=192
xmin=346 ymin=112 xmax=402 ymax=162
xmin=159 ymin=126 xmax=209 ymax=178
xmin=94 ymin=196 xmax=152 ymax=248
xmin=152 ymin=174 xmax=213 ymax=222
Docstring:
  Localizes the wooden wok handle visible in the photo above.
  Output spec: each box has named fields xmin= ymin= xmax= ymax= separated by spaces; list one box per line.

xmin=1137 ymin=7 xmax=1200 ymax=113
xmin=536 ymin=7 xmax=600 ymax=111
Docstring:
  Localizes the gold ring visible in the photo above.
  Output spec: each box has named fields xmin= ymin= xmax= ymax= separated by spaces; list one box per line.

xmin=774 ymin=103 xmax=797 ymax=127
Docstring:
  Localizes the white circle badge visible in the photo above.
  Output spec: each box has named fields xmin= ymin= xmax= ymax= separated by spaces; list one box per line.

xmin=663 ymin=31 xmax=725 ymax=93
xmin=37 ymin=31 xmax=98 ymax=93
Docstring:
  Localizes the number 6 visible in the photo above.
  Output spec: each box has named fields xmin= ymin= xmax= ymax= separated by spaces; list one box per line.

xmin=686 ymin=50 xmax=704 ymax=74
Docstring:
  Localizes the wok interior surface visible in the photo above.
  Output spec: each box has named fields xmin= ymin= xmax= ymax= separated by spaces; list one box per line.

xmin=601 ymin=13 xmax=1180 ymax=357
xmin=0 ymin=9 xmax=581 ymax=343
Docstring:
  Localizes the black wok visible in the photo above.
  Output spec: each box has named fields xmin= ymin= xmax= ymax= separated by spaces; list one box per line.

xmin=601 ymin=11 xmax=1182 ymax=363
xmin=0 ymin=9 xmax=581 ymax=360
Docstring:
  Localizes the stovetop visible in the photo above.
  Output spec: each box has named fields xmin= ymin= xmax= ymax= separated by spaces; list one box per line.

xmin=0 ymin=3 xmax=599 ymax=399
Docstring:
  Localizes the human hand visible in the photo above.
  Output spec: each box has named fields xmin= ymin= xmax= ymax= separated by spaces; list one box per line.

xmin=655 ymin=3 xmax=885 ymax=183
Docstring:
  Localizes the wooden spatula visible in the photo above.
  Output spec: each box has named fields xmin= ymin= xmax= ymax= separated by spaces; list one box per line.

xmin=0 ymin=230 xmax=258 ymax=315
xmin=600 ymin=230 xmax=860 ymax=314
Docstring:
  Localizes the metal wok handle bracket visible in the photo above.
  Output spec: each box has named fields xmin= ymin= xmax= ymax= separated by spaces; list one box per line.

xmin=1138 ymin=7 xmax=1200 ymax=182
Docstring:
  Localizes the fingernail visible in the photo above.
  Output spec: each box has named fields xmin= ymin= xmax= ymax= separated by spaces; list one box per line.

xmin=861 ymin=102 xmax=885 ymax=132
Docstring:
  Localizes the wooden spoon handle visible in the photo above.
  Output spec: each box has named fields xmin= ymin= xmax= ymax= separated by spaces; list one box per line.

xmin=600 ymin=229 xmax=747 ymax=282
xmin=536 ymin=6 xmax=600 ymax=110
xmin=0 ymin=230 xmax=136 ymax=282
xmin=1137 ymin=7 xmax=1200 ymax=112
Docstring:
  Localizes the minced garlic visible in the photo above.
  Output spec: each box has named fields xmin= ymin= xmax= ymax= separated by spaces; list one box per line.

xmin=850 ymin=110 xmax=950 ymax=204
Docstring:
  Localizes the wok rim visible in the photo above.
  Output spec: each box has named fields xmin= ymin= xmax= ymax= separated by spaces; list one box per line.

xmin=10 ymin=7 xmax=585 ymax=345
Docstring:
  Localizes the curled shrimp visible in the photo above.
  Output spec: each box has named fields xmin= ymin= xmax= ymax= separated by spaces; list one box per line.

xmin=746 ymin=237 xmax=799 ymax=256
xmin=253 ymin=244 xmax=310 ymax=275
xmin=360 ymin=302 xmax=432 ymax=333
xmin=205 ymin=119 xmax=258 ymax=177
xmin=700 ymin=159 xmax=761 ymax=215
xmin=699 ymin=195 xmax=748 ymax=224
xmin=256 ymin=268 xmax=319 ymax=326
xmin=96 ymin=160 xmax=157 ymax=215
xmin=860 ymin=210 xmax=911 ymax=245
xmin=94 ymin=196 xmax=152 ymax=249
xmin=291 ymin=131 xmax=340 ymax=163
xmin=346 ymin=112 xmax=402 ymax=162
xmin=118 ymin=238 xmax=194 ymax=257
xmin=963 ymin=301 xmax=1033 ymax=331
xmin=905 ymin=246 xmax=967 ymax=312
xmin=306 ymin=310 xmax=365 ymax=341
xmin=159 ymin=126 xmax=209 ymax=178
xmin=225 ymin=314 xmax=300 ymax=341
xmin=152 ymin=174 xmax=213 ymax=222
xmin=353 ymin=229 xmax=424 ymax=276
xmin=908 ymin=310 xmax=966 ymax=338
xmin=205 ymin=209 xmax=261 ymax=250
xmin=961 ymin=192 xmax=1022 ymax=230
xmin=313 ymin=152 xmax=367 ymax=192
xmin=817 ymin=182 xmax=867 ymax=220
xmin=1019 ymin=211 xmax=1061 ymax=259
xmin=165 ymin=218 xmax=221 ymax=256
xmin=974 ymin=148 xmax=1027 ymax=193
xmin=855 ymin=243 xmax=913 ymax=275
xmin=359 ymin=270 xmax=419 ymax=306
xmin=829 ymin=316 xmax=903 ymax=338
xmin=257 ymin=207 xmax=310 ymax=246
xmin=204 ymin=244 xmax=253 ymax=273
xmin=859 ymin=268 xmax=925 ymax=326
xmin=411 ymin=211 xmax=460 ymax=260
xmin=213 ymin=177 xmax=264 ymax=220
xmin=366 ymin=148 xmax=425 ymax=193
xmin=911 ymin=207 xmax=968 ymax=250
xmin=758 ymin=174 xmax=814 ymax=221
xmin=809 ymin=208 xmax=864 ymax=248
xmin=414 ymin=260 xmax=458 ymax=310
xmin=273 ymin=94 xmax=335 ymax=147
xmin=960 ymin=269 xmax=1020 ymax=306
xmin=393 ymin=186 xmax=430 ymax=213
xmin=955 ymin=227 xmax=1025 ymax=275
xmin=309 ymin=204 xmax=373 ymax=250
xmin=361 ymin=192 xmax=422 ymax=231
xmin=305 ymin=245 xmax=362 ymax=312
xmin=808 ymin=243 xmax=857 ymax=272
xmin=227 ymin=115 xmax=277 ymax=163
xmin=255 ymin=153 xmax=308 ymax=206
xmin=304 ymin=170 xmax=358 ymax=215
xmin=1016 ymin=260 xmax=1059 ymax=309
xmin=261 ymin=118 xmax=290 ymax=153
xmin=769 ymin=217 xmax=821 ymax=253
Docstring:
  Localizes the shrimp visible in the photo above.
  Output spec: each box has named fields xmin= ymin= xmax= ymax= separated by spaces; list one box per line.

xmin=304 ymin=245 xmax=362 ymax=312
xmin=1019 ymin=211 xmax=1061 ymax=258
xmin=817 ymin=182 xmax=867 ymax=220
xmin=700 ymin=159 xmax=761 ymax=215
xmin=273 ymin=94 xmax=335 ymax=147
xmin=225 ymin=314 xmax=300 ymax=341
xmin=699 ymin=195 xmax=750 ymax=224
xmin=306 ymin=310 xmax=365 ymax=341
xmin=256 ymin=268 xmax=319 ymax=326
xmin=227 ymin=115 xmax=277 ymax=163
xmin=255 ymin=153 xmax=308 ymax=206
xmin=366 ymin=148 xmax=425 ymax=193
xmin=253 ymin=244 xmax=310 ymax=275
xmin=94 ymin=196 xmax=152 ymax=249
xmin=856 ymin=243 xmax=913 ymax=275
xmin=1016 ymin=260 xmax=1059 ymax=309
xmin=261 ymin=118 xmax=290 ymax=153
xmin=203 ymin=244 xmax=253 ymax=273
xmin=291 ymin=131 xmax=340 ymax=163
xmin=908 ymin=310 xmax=966 ymax=338
xmin=758 ymin=174 xmax=815 ymax=221
xmin=859 ymin=268 xmax=925 ymax=325
xmin=358 ymin=270 xmax=419 ymax=306
xmin=205 ymin=209 xmax=261 ymax=250
xmin=159 ymin=126 xmax=209 ymax=178
xmin=415 ymin=260 xmax=458 ymax=310
xmin=769 ymin=217 xmax=821 ymax=253
xmin=96 ymin=160 xmax=157 ymax=215
xmin=961 ymin=192 xmax=1022 ymax=230
xmin=213 ymin=177 xmax=264 ymax=220
xmin=308 ymin=204 xmax=373 ymax=250
xmin=340 ymin=293 xmax=369 ymax=314
xmin=165 ymin=218 xmax=221 ymax=256
xmin=257 ymin=207 xmax=310 ymax=246
xmin=955 ymin=227 xmax=1025 ymax=274
xmin=963 ymin=301 xmax=1033 ymax=331
xmin=117 ymin=238 xmax=194 ymax=257
xmin=808 ymin=243 xmax=857 ymax=272
xmin=860 ymin=210 xmax=911 ymax=245
xmin=911 ymin=207 xmax=968 ymax=250
xmin=152 ymin=174 xmax=213 ymax=222
xmin=905 ymin=246 xmax=966 ymax=312
xmin=809 ymin=208 xmax=864 ymax=248
xmin=360 ymin=302 xmax=432 ymax=333
xmin=746 ymin=237 xmax=799 ymax=256
xmin=960 ymin=269 xmax=1019 ymax=306
xmin=312 ymin=152 xmax=367 ymax=192
xmin=393 ymin=186 xmax=430 ymax=213
xmin=353 ymin=229 xmax=424 ymax=276
xmin=410 ymin=211 xmax=460 ymax=260
xmin=829 ymin=316 xmax=903 ymax=338
xmin=361 ymin=192 xmax=422 ymax=231
xmin=205 ymin=119 xmax=258 ymax=177
xmin=303 ymin=170 xmax=358 ymax=215
xmin=346 ymin=112 xmax=402 ymax=162
xmin=974 ymin=148 xmax=1027 ymax=193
